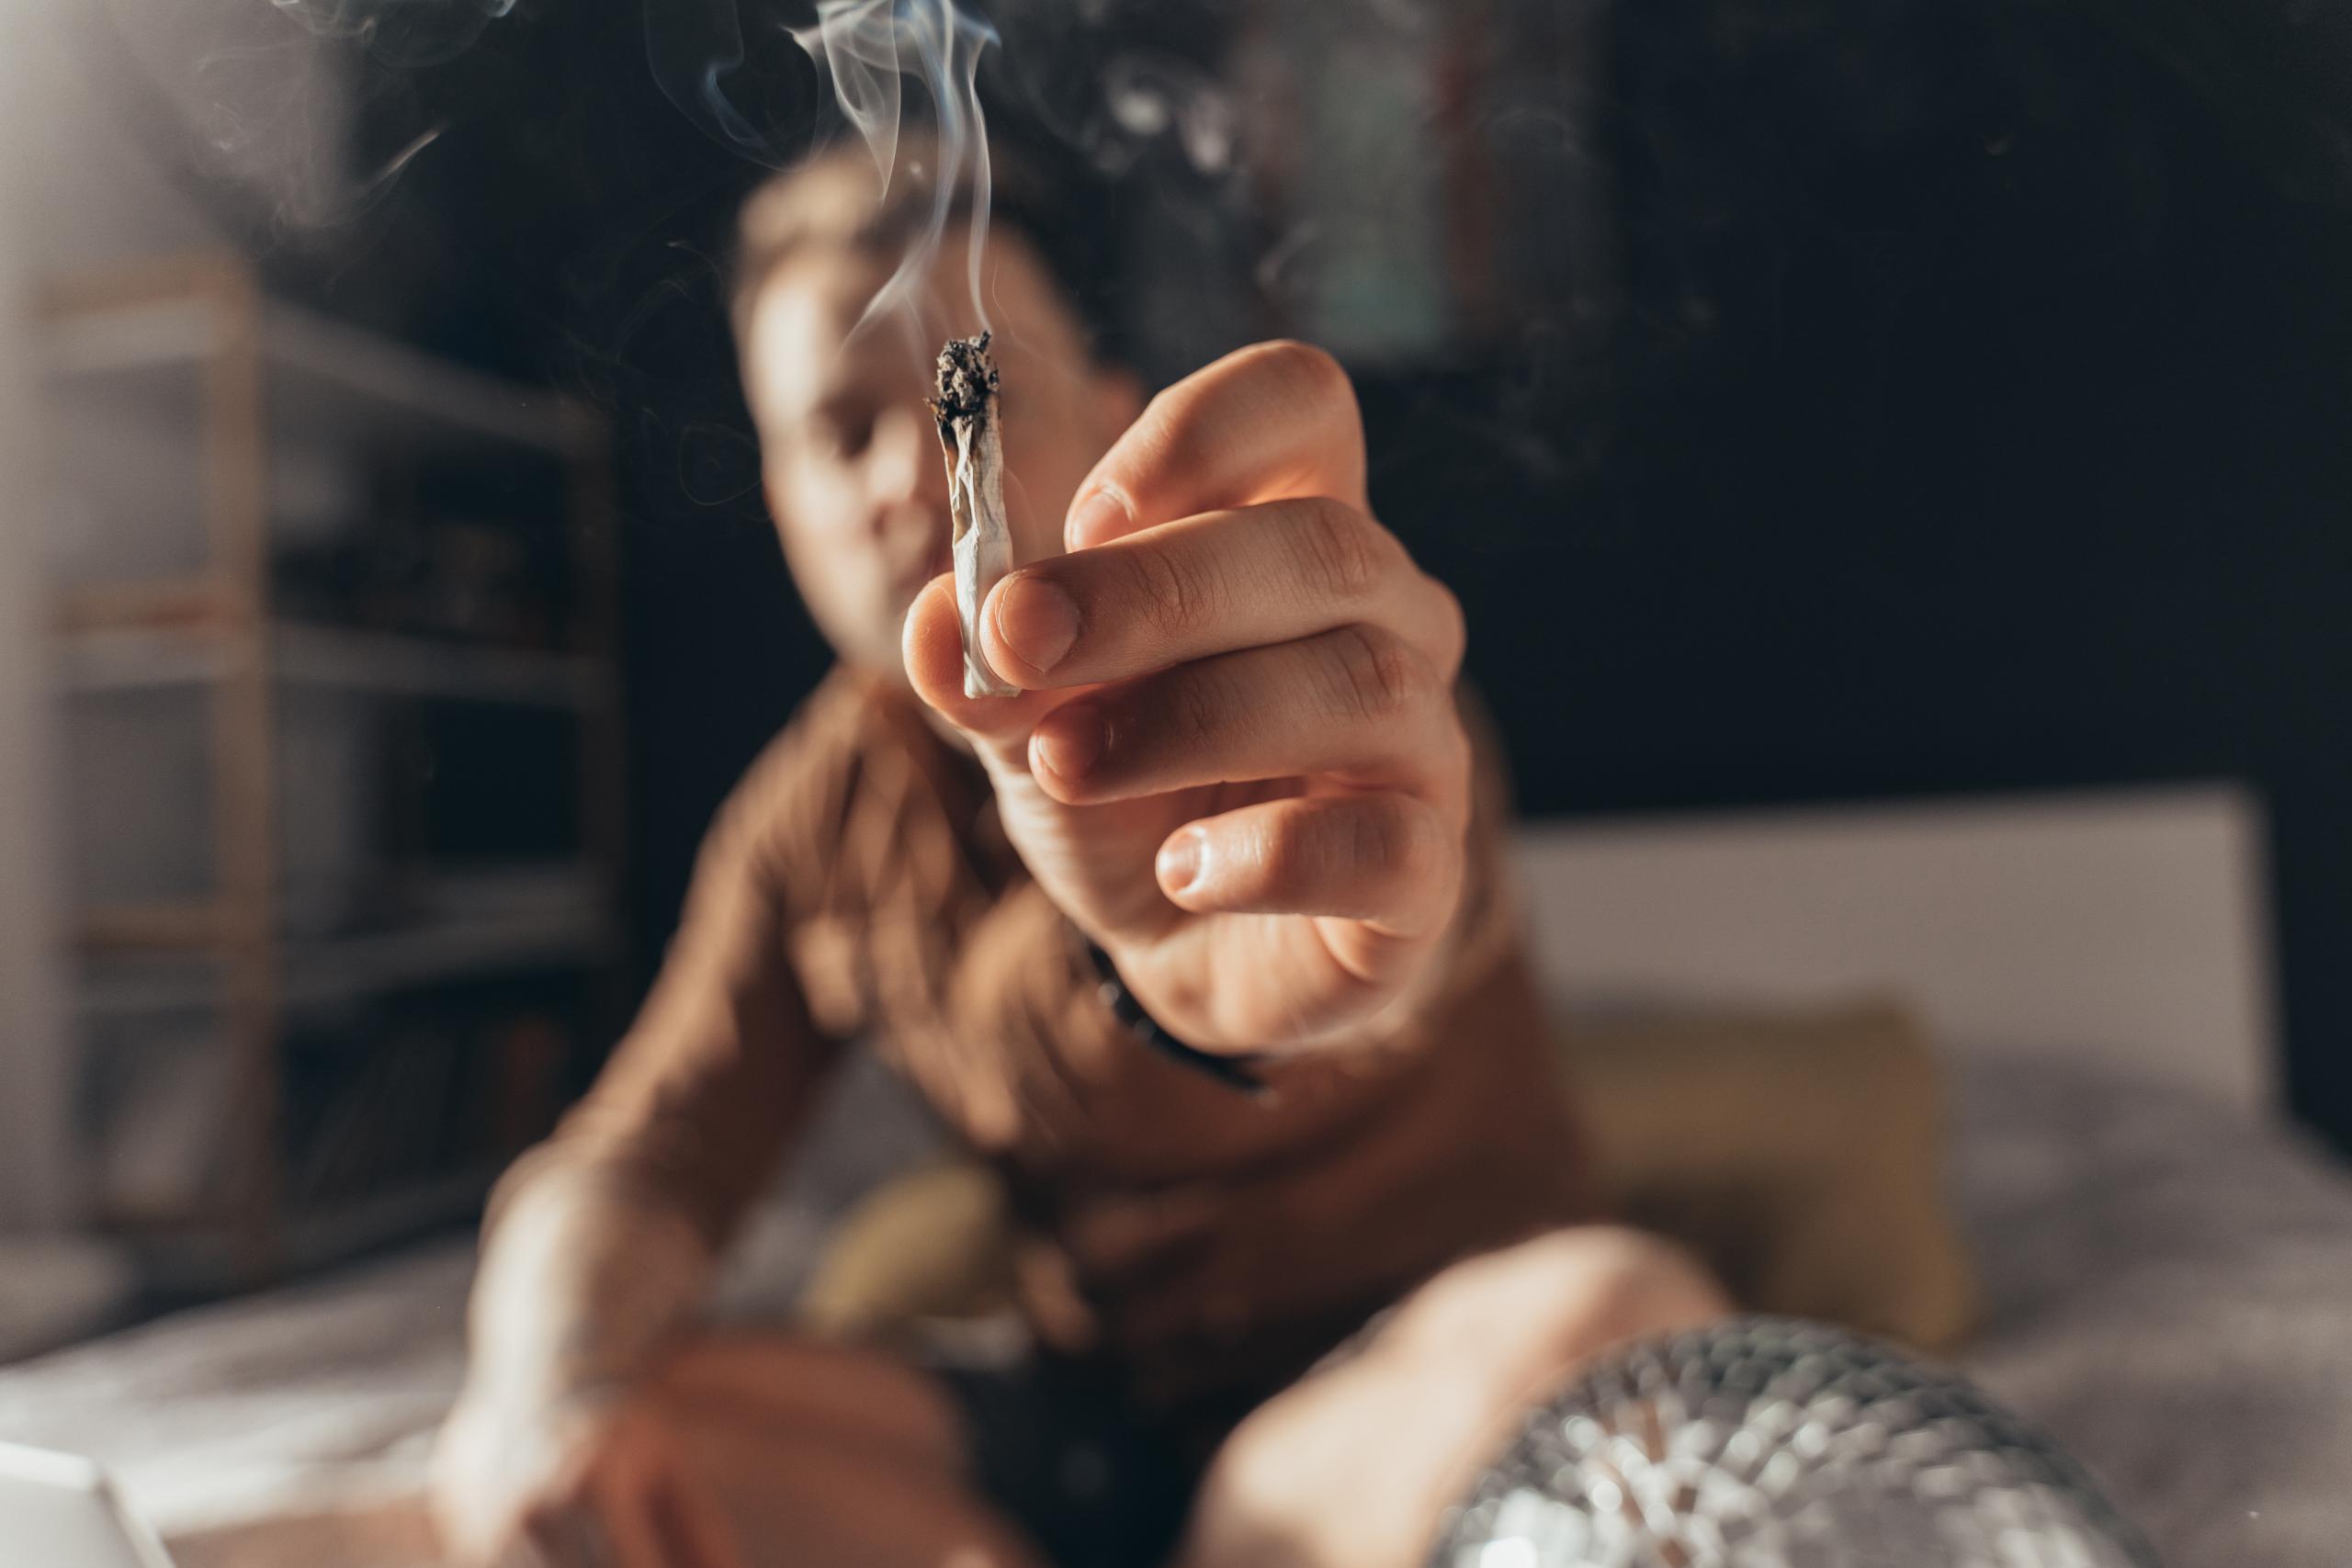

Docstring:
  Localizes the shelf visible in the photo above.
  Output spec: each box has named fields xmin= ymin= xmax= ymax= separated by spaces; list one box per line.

xmin=280 ymin=1165 xmax=496 ymax=1267
xmin=42 ymin=295 xmax=592 ymax=461
xmin=78 ymin=902 xmax=236 ymax=952
xmin=275 ymin=624 xmax=615 ymax=708
xmin=40 ymin=260 xmax=620 ymax=1290
xmin=277 ymin=904 xmax=618 ymax=1009
xmin=76 ymin=894 xmax=617 ymax=1013
xmin=57 ymin=578 xmax=237 ymax=635
xmin=55 ymin=617 xmax=616 ymax=709
xmin=104 ymin=1165 xmax=495 ymax=1292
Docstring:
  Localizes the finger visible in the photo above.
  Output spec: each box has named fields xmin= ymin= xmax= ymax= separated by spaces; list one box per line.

xmin=650 ymin=1467 xmax=752 ymax=1568
xmin=901 ymin=573 xmax=1081 ymax=755
xmin=521 ymin=1505 xmax=600 ymax=1568
xmin=1027 ymin=626 xmax=1453 ymax=806
xmin=591 ymin=1473 xmax=672 ymax=1568
xmin=515 ymin=1434 xmax=608 ymax=1568
xmin=1066 ymin=340 xmax=1367 ymax=549
xmin=983 ymin=498 xmax=1464 ymax=692
xmin=1156 ymin=792 xmax=1459 ymax=934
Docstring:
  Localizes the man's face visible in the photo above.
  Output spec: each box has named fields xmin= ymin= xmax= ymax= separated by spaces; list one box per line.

xmin=742 ymin=222 xmax=1141 ymax=682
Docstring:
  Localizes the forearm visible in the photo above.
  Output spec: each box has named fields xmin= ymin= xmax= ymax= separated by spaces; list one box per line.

xmin=463 ymin=1157 xmax=716 ymax=1410
xmin=455 ymin=733 xmax=849 ymax=1406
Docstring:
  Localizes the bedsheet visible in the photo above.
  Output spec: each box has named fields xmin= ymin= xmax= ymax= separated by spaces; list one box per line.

xmin=1 ymin=1050 xmax=2346 ymax=1566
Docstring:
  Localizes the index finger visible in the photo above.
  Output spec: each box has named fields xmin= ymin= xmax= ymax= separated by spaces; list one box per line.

xmin=1066 ymin=339 xmax=1368 ymax=549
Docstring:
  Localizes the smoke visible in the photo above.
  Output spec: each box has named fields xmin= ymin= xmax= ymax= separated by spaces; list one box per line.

xmin=270 ymin=0 xmax=518 ymax=69
xmin=638 ymin=0 xmax=999 ymax=342
xmin=642 ymin=0 xmax=772 ymax=158
xmin=1100 ymin=53 xmax=1233 ymax=175
xmin=789 ymin=0 xmax=1001 ymax=341
xmin=62 ymin=0 xmax=492 ymax=244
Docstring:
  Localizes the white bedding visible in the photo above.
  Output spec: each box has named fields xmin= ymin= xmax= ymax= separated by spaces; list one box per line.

xmin=2 ymin=1051 xmax=2347 ymax=1566
xmin=1951 ymin=1052 xmax=2352 ymax=1567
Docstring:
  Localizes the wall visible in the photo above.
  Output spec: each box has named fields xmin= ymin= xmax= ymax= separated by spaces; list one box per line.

xmin=0 ymin=0 xmax=70 ymax=1229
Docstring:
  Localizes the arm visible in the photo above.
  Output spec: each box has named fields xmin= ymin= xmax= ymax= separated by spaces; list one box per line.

xmin=435 ymin=744 xmax=849 ymax=1567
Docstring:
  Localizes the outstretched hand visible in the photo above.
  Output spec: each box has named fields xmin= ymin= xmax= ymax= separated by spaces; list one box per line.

xmin=904 ymin=341 xmax=1470 ymax=1055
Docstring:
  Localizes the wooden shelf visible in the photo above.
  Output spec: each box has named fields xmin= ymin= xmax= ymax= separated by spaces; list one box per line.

xmin=76 ymin=895 xmax=618 ymax=1013
xmin=56 ymin=618 xmax=616 ymax=710
xmin=56 ymin=578 xmax=238 ymax=635
xmin=104 ymin=1165 xmax=495 ymax=1292
xmin=275 ymin=624 xmax=616 ymax=709
xmin=77 ymin=902 xmax=237 ymax=952
xmin=43 ymin=256 xmax=623 ymax=1289
xmin=279 ymin=1165 xmax=496 ymax=1267
xmin=277 ymin=906 xmax=618 ymax=1009
xmin=42 ymin=296 xmax=589 ymax=461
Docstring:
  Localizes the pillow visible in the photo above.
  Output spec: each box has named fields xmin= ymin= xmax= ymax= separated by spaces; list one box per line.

xmin=794 ymin=1157 xmax=1014 ymax=1341
xmin=798 ymin=997 xmax=1977 ymax=1355
xmin=1555 ymin=995 xmax=1976 ymax=1351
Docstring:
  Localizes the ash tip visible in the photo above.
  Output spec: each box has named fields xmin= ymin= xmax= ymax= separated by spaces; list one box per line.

xmin=931 ymin=330 xmax=999 ymax=429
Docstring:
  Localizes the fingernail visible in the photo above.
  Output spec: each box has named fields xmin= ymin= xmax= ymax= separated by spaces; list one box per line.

xmin=994 ymin=574 xmax=1082 ymax=673
xmin=1065 ymin=488 xmax=1131 ymax=550
xmin=1036 ymin=705 xmax=1108 ymax=782
xmin=1156 ymin=828 xmax=1205 ymax=894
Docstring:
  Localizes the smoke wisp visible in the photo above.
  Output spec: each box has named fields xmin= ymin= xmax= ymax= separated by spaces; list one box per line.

xmin=270 ymin=0 xmax=518 ymax=69
xmin=789 ymin=0 xmax=1001 ymax=342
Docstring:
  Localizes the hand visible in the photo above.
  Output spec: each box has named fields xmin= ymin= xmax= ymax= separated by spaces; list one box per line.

xmin=429 ymin=1386 xmax=747 ymax=1568
xmin=904 ymin=341 xmax=1469 ymax=1053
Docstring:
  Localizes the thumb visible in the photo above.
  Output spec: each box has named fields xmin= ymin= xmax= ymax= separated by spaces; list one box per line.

xmin=902 ymin=574 xmax=1080 ymax=762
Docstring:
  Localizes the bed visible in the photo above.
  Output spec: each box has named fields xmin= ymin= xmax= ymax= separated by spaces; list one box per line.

xmin=2 ymin=789 xmax=2344 ymax=1566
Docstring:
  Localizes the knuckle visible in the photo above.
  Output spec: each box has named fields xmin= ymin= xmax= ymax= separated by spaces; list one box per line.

xmin=516 ymin=1497 xmax=566 ymax=1541
xmin=1254 ymin=823 xmax=1312 ymax=899
xmin=1440 ymin=722 xmax=1475 ymax=809
xmin=1423 ymin=577 xmax=1467 ymax=672
xmin=1429 ymin=686 xmax=1471 ymax=761
xmin=1327 ymin=799 xmax=1399 ymax=890
xmin=1372 ymin=797 xmax=1447 ymax=888
xmin=1169 ymin=664 xmax=1234 ymax=754
xmin=1128 ymin=536 xmax=1215 ymax=640
xmin=1250 ymin=338 xmax=1355 ymax=412
xmin=1327 ymin=624 xmax=1424 ymax=723
xmin=1521 ymin=1225 xmax=1720 ymax=1322
xmin=1291 ymin=497 xmax=1387 ymax=601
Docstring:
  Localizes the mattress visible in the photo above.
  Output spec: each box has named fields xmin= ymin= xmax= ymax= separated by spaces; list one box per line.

xmin=1951 ymin=1051 xmax=2352 ymax=1567
xmin=0 ymin=1050 xmax=2346 ymax=1566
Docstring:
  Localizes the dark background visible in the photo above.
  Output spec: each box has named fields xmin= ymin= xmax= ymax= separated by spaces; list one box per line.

xmin=136 ymin=0 xmax=2352 ymax=1150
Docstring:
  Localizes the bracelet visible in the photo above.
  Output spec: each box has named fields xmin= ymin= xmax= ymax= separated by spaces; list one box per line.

xmin=1084 ymin=940 xmax=1269 ymax=1097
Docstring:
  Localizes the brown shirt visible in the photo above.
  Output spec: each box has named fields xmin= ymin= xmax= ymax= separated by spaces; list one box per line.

xmin=503 ymin=668 xmax=1599 ymax=1426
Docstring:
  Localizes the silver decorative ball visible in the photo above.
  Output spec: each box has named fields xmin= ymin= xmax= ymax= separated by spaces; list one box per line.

xmin=1432 ymin=1317 xmax=2156 ymax=1568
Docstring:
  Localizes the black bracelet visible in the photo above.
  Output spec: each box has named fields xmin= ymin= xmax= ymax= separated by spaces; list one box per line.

xmin=1084 ymin=941 xmax=1269 ymax=1097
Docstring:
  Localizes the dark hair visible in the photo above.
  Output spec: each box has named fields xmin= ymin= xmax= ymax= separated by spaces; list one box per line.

xmin=729 ymin=118 xmax=1125 ymax=366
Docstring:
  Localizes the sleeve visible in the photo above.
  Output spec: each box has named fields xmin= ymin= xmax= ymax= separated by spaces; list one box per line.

xmin=484 ymin=721 xmax=856 ymax=1254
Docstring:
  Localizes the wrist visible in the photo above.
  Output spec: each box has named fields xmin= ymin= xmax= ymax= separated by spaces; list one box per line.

xmin=1080 ymin=932 xmax=1269 ymax=1096
xmin=467 ymin=1177 xmax=712 ymax=1412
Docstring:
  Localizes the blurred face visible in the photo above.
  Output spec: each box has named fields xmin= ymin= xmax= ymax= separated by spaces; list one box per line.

xmin=742 ymin=218 xmax=1142 ymax=682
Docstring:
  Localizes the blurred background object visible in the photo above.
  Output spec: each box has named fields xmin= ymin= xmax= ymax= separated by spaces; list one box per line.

xmin=41 ymin=259 xmax=620 ymax=1293
xmin=0 ymin=0 xmax=625 ymax=1314
xmin=1434 ymin=1316 xmax=2157 ymax=1568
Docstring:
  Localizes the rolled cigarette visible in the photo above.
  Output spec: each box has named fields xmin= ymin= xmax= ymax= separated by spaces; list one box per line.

xmin=931 ymin=332 xmax=1019 ymax=698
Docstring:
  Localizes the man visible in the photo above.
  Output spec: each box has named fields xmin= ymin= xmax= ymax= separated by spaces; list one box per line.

xmin=431 ymin=142 xmax=1727 ymax=1568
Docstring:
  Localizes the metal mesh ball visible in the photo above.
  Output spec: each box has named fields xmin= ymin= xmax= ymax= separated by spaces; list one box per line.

xmin=1432 ymin=1316 xmax=2157 ymax=1568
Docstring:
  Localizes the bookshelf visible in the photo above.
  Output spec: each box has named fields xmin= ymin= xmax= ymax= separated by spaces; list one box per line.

xmin=39 ymin=256 xmax=625 ymax=1289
